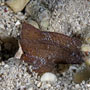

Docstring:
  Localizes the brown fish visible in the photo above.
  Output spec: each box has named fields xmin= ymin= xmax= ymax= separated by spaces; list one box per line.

xmin=20 ymin=22 xmax=84 ymax=74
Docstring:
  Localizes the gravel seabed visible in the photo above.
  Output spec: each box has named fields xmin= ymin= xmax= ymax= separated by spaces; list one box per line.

xmin=0 ymin=58 xmax=90 ymax=90
xmin=0 ymin=0 xmax=90 ymax=90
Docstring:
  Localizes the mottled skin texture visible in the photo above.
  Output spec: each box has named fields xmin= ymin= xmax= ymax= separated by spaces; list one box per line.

xmin=20 ymin=22 xmax=84 ymax=74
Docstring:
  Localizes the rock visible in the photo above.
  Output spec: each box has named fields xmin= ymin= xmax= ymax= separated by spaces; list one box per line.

xmin=85 ymin=57 xmax=90 ymax=66
xmin=41 ymin=72 xmax=57 ymax=82
xmin=38 ymin=9 xmax=51 ymax=30
xmin=74 ymin=68 xmax=90 ymax=83
xmin=85 ymin=33 xmax=90 ymax=44
xmin=57 ymin=64 xmax=70 ymax=73
xmin=6 ymin=0 xmax=29 ymax=13
xmin=27 ymin=19 xmax=39 ymax=29
xmin=25 ymin=0 xmax=40 ymax=16
xmin=40 ymin=0 xmax=56 ymax=11
xmin=40 ymin=19 xmax=49 ymax=30
xmin=25 ymin=1 xmax=51 ymax=30
xmin=0 ymin=28 xmax=8 ymax=39
xmin=81 ymin=44 xmax=90 ymax=52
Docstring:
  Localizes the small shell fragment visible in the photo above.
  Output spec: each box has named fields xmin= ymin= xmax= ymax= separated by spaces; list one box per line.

xmin=15 ymin=42 xmax=23 ymax=59
xmin=41 ymin=72 xmax=57 ymax=82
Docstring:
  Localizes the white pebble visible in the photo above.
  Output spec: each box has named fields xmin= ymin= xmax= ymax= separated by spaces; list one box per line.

xmin=0 ymin=24 xmax=5 ymax=29
xmin=37 ymin=82 xmax=42 ymax=87
xmin=4 ymin=64 xmax=9 ymax=68
xmin=1 ymin=61 xmax=5 ymax=65
xmin=27 ymin=87 xmax=34 ymax=90
xmin=41 ymin=72 xmax=57 ymax=82
xmin=42 ymin=83 xmax=51 ymax=88
xmin=69 ymin=66 xmax=77 ymax=71
xmin=75 ymin=84 xmax=80 ymax=88
xmin=15 ymin=20 xmax=21 ymax=26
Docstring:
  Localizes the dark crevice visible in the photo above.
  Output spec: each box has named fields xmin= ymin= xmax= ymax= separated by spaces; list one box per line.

xmin=0 ymin=37 xmax=19 ymax=61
